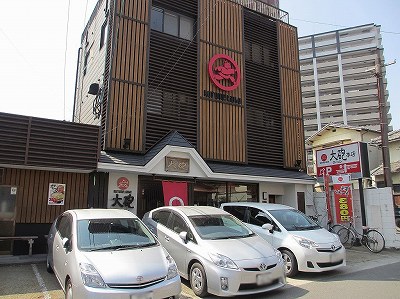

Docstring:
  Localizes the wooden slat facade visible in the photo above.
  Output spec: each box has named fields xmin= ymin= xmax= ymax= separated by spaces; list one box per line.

xmin=0 ymin=112 xmax=100 ymax=170
xmin=244 ymin=9 xmax=283 ymax=167
xmin=199 ymin=0 xmax=246 ymax=162
xmin=278 ymin=22 xmax=306 ymax=170
xmin=3 ymin=168 xmax=89 ymax=224
xmin=105 ymin=0 xmax=149 ymax=151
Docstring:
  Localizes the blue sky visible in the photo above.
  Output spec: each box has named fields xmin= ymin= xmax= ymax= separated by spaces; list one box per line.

xmin=0 ymin=0 xmax=398 ymax=129
xmin=280 ymin=0 xmax=400 ymax=130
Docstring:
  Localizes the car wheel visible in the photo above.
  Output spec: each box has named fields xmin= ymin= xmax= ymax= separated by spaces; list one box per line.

xmin=190 ymin=262 xmax=208 ymax=297
xmin=65 ymin=279 xmax=73 ymax=299
xmin=395 ymin=217 xmax=400 ymax=230
xmin=281 ymin=249 xmax=298 ymax=277
xmin=46 ymin=255 xmax=53 ymax=273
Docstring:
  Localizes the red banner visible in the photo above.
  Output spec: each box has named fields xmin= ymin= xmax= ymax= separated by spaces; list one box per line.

xmin=162 ymin=181 xmax=188 ymax=206
xmin=332 ymin=177 xmax=353 ymax=223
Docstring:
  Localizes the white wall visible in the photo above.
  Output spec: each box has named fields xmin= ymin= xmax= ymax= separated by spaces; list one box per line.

xmin=312 ymin=187 xmax=400 ymax=249
xmin=364 ymin=187 xmax=400 ymax=249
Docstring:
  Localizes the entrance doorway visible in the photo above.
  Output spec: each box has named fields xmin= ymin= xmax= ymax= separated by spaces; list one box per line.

xmin=0 ymin=186 xmax=17 ymax=254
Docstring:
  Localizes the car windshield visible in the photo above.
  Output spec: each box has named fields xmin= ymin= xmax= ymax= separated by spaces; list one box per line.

xmin=188 ymin=214 xmax=254 ymax=240
xmin=77 ymin=218 xmax=158 ymax=251
xmin=268 ymin=209 xmax=321 ymax=231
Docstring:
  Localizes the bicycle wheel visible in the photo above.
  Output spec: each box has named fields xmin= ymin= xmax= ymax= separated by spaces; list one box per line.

xmin=365 ymin=229 xmax=385 ymax=253
xmin=330 ymin=224 xmax=345 ymax=234
xmin=337 ymin=228 xmax=356 ymax=249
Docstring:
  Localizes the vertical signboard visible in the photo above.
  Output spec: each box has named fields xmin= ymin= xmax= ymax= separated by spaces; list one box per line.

xmin=316 ymin=142 xmax=369 ymax=180
xmin=108 ymin=173 xmax=138 ymax=215
xmin=332 ymin=175 xmax=353 ymax=223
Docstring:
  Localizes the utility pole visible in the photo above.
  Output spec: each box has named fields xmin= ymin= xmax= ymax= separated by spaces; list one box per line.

xmin=369 ymin=53 xmax=396 ymax=188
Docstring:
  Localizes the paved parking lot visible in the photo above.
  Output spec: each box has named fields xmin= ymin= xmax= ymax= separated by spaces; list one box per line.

xmin=0 ymin=246 xmax=399 ymax=299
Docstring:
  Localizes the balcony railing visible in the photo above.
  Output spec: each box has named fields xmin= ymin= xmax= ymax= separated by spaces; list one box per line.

xmin=233 ymin=0 xmax=289 ymax=23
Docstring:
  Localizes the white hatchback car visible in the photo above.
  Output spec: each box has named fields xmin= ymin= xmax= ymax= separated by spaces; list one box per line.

xmin=142 ymin=206 xmax=286 ymax=297
xmin=46 ymin=209 xmax=181 ymax=299
xmin=221 ymin=203 xmax=346 ymax=277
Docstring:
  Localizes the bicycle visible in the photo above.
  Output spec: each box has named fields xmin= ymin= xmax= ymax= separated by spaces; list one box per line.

xmin=336 ymin=217 xmax=385 ymax=253
xmin=308 ymin=213 xmax=346 ymax=234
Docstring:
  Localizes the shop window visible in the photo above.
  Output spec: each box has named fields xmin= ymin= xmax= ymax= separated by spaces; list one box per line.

xmin=193 ymin=182 xmax=258 ymax=207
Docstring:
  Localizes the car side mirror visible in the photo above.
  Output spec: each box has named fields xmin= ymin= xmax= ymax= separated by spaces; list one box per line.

xmin=179 ymin=231 xmax=189 ymax=243
xmin=262 ymin=223 xmax=274 ymax=232
xmin=62 ymin=237 xmax=71 ymax=251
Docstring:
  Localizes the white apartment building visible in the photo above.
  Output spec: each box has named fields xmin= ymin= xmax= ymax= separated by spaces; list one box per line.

xmin=299 ymin=24 xmax=392 ymax=139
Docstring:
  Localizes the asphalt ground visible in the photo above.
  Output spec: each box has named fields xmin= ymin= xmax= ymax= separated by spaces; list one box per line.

xmin=0 ymin=246 xmax=399 ymax=299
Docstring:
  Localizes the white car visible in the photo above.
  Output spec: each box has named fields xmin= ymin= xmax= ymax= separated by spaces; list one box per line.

xmin=142 ymin=206 xmax=286 ymax=297
xmin=221 ymin=203 xmax=346 ymax=277
xmin=46 ymin=209 xmax=181 ymax=299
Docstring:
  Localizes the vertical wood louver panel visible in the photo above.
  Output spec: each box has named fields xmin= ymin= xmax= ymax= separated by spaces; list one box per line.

xmin=105 ymin=0 xmax=149 ymax=152
xmin=4 ymin=168 xmax=89 ymax=224
xmin=146 ymin=31 xmax=198 ymax=149
xmin=244 ymin=9 xmax=283 ymax=167
xmin=278 ymin=22 xmax=306 ymax=170
xmin=199 ymin=0 xmax=246 ymax=163
xmin=146 ymin=0 xmax=198 ymax=150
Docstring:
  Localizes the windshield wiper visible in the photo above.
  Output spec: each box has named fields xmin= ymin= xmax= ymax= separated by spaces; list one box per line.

xmin=293 ymin=225 xmax=309 ymax=231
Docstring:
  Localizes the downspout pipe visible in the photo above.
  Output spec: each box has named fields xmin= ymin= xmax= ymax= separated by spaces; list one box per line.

xmin=72 ymin=47 xmax=82 ymax=122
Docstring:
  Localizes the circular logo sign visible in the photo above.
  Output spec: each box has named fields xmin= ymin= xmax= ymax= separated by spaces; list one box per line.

xmin=338 ymin=177 xmax=343 ymax=182
xmin=168 ymin=196 xmax=185 ymax=206
xmin=117 ymin=177 xmax=129 ymax=190
xmin=321 ymin=154 xmax=328 ymax=162
xmin=208 ymin=54 xmax=240 ymax=91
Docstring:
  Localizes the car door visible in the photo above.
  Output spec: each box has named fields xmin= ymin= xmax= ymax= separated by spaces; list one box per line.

xmin=53 ymin=213 xmax=72 ymax=287
xmin=246 ymin=207 xmax=276 ymax=246
xmin=163 ymin=212 xmax=191 ymax=274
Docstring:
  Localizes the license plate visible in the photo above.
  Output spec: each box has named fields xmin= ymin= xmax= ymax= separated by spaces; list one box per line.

xmin=131 ymin=292 xmax=152 ymax=299
xmin=257 ymin=273 xmax=272 ymax=285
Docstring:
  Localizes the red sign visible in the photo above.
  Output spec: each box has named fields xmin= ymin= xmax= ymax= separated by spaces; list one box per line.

xmin=208 ymin=54 xmax=240 ymax=91
xmin=316 ymin=142 xmax=362 ymax=178
xmin=117 ymin=177 xmax=129 ymax=190
xmin=332 ymin=175 xmax=353 ymax=223
xmin=162 ymin=181 xmax=188 ymax=206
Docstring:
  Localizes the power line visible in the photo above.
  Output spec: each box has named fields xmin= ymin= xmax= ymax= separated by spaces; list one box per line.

xmin=291 ymin=17 xmax=400 ymax=35
xmin=63 ymin=0 xmax=72 ymax=121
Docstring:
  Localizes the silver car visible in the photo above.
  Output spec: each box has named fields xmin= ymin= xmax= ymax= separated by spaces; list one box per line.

xmin=46 ymin=209 xmax=181 ymax=299
xmin=221 ymin=202 xmax=346 ymax=277
xmin=142 ymin=206 xmax=286 ymax=297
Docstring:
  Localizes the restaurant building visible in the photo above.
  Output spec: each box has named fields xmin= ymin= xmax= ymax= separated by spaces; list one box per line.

xmin=73 ymin=0 xmax=315 ymax=218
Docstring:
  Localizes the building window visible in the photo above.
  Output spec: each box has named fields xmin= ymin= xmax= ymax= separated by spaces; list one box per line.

xmin=245 ymin=41 xmax=272 ymax=67
xmin=99 ymin=20 xmax=108 ymax=49
xmin=150 ymin=6 xmax=194 ymax=41
xmin=164 ymin=12 xmax=179 ymax=36
xmin=83 ymin=49 xmax=90 ymax=76
xmin=151 ymin=7 xmax=163 ymax=32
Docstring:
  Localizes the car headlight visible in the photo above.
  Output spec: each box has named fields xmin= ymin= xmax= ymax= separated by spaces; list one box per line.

xmin=79 ymin=262 xmax=106 ymax=288
xmin=166 ymin=254 xmax=178 ymax=280
xmin=293 ymin=236 xmax=319 ymax=249
xmin=332 ymin=233 xmax=340 ymax=241
xmin=274 ymin=249 xmax=283 ymax=262
xmin=209 ymin=253 xmax=238 ymax=269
